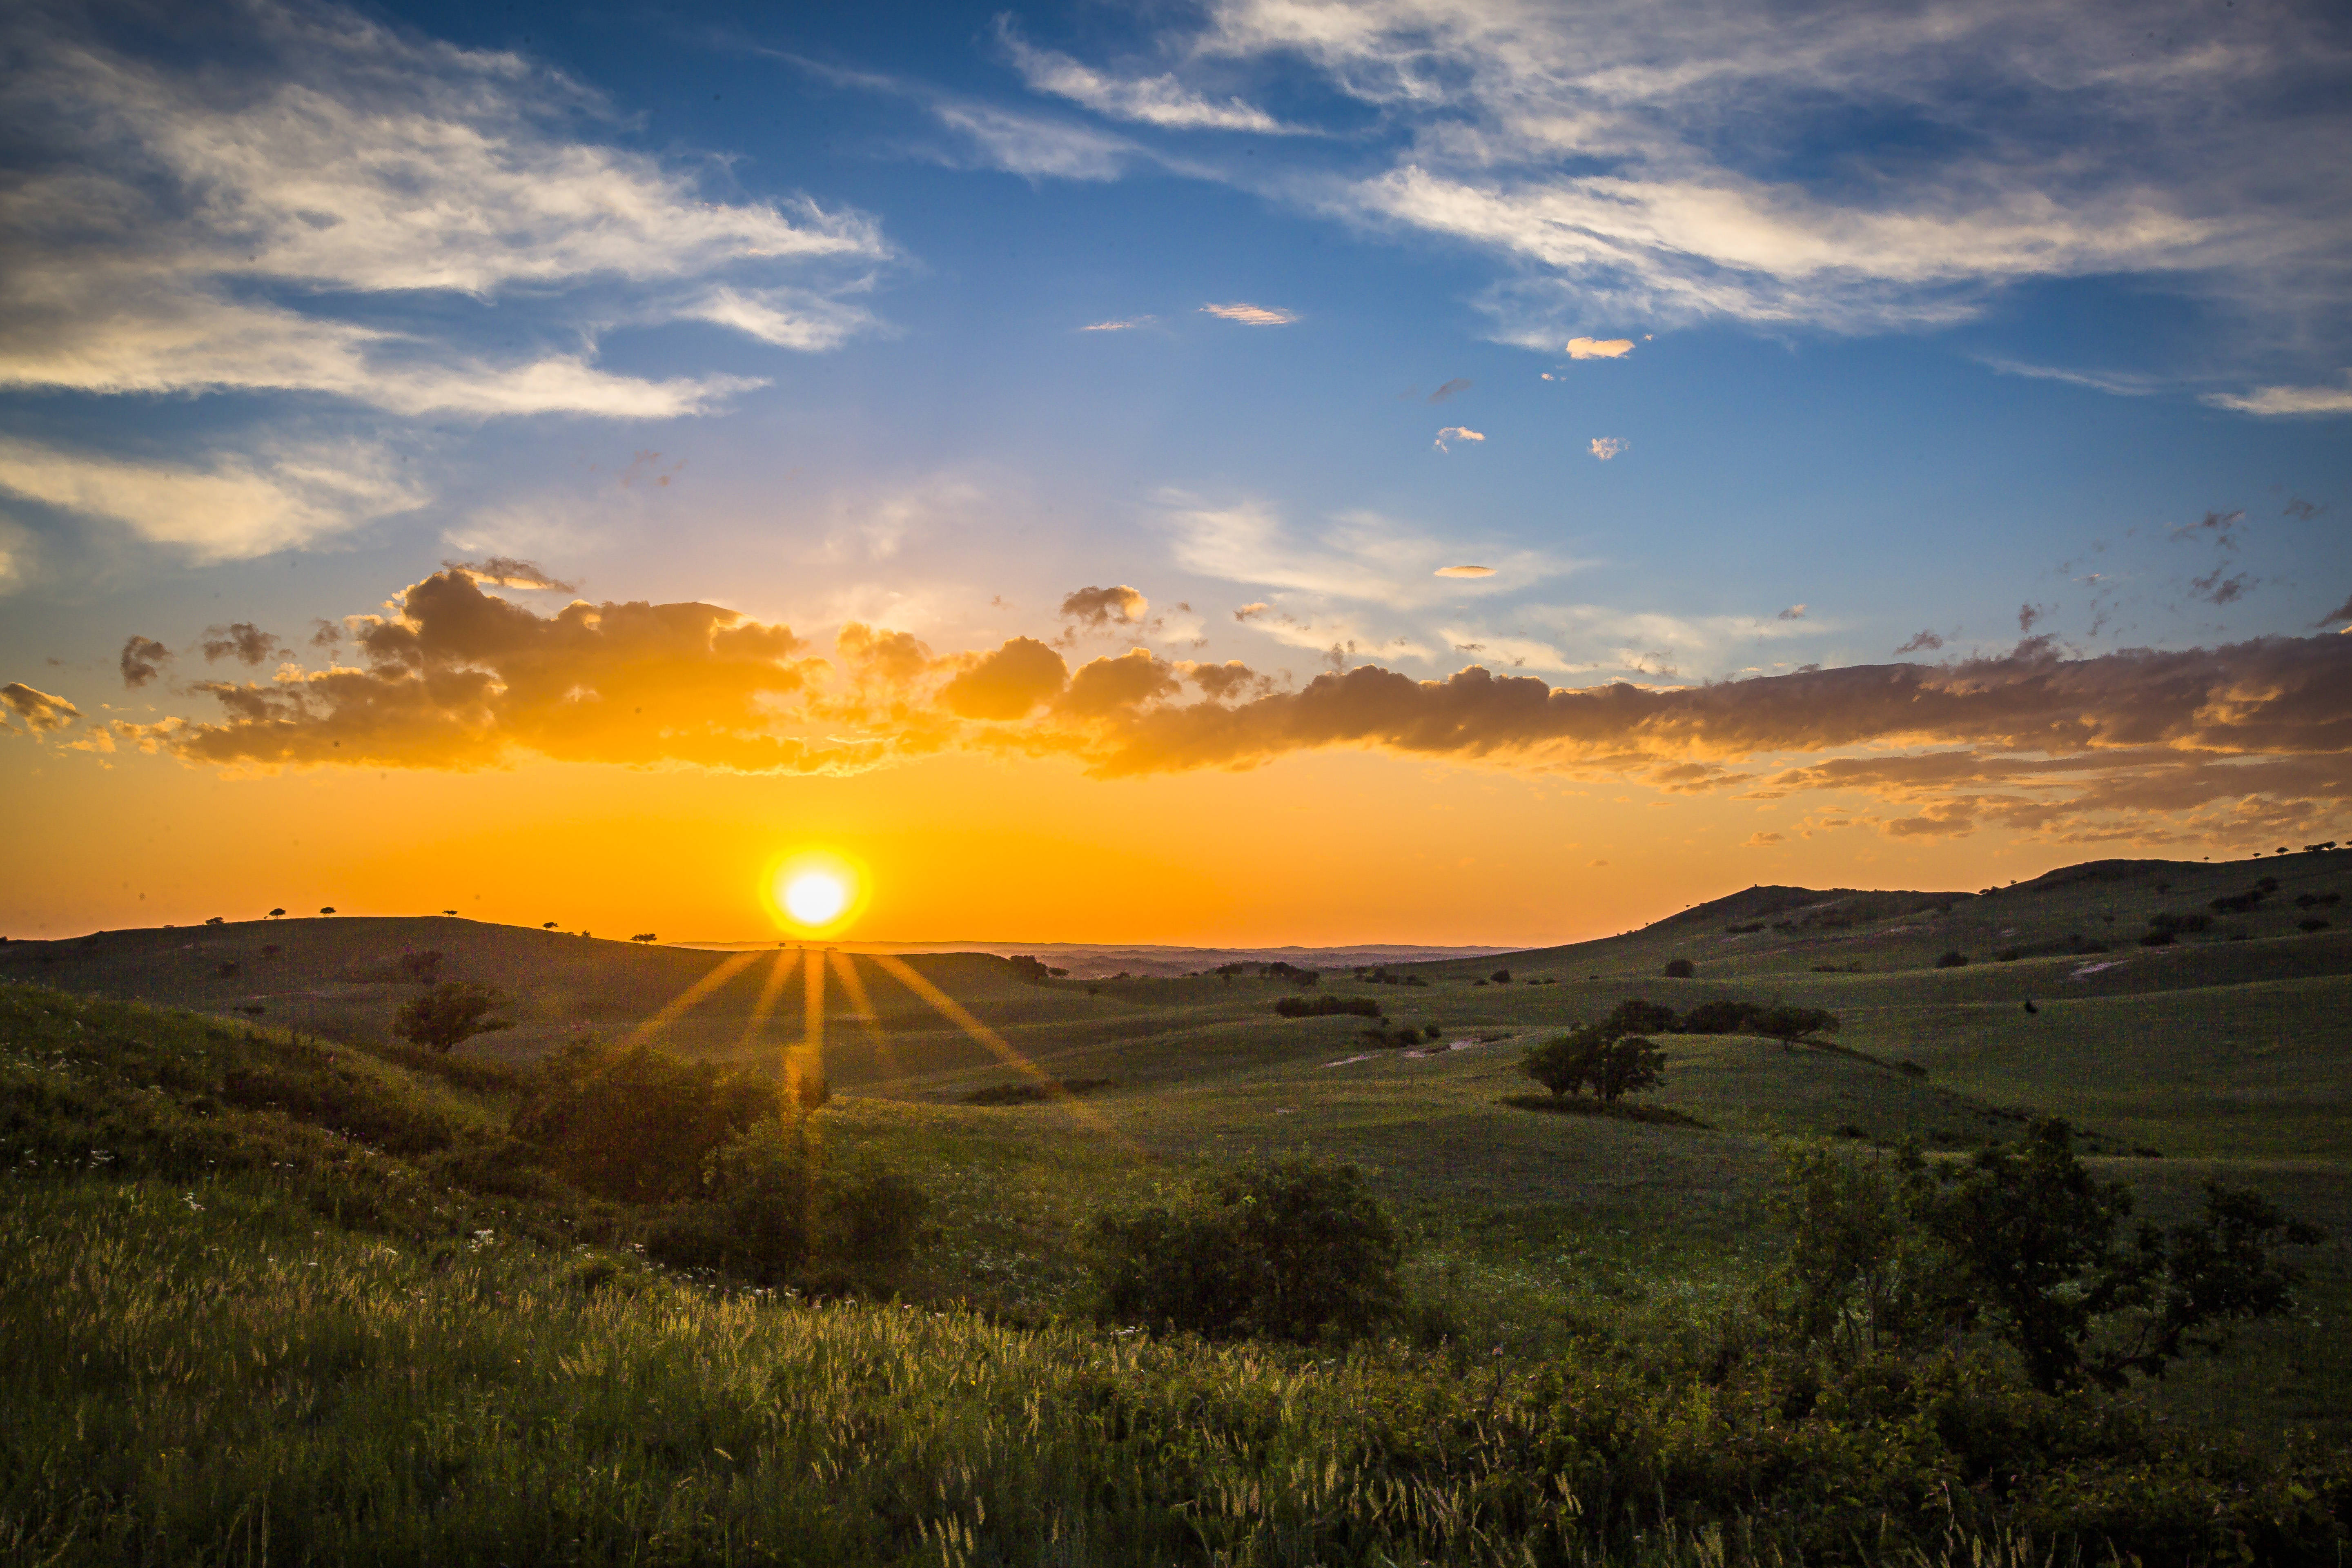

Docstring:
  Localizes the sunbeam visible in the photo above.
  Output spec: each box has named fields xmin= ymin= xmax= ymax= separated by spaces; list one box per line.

xmin=624 ymin=949 xmax=763 ymax=1046
xmin=827 ymin=950 xmax=902 ymax=1084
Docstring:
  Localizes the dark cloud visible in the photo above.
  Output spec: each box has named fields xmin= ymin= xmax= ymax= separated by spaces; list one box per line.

xmin=308 ymin=618 xmax=343 ymax=650
xmin=200 ymin=623 xmax=281 ymax=665
xmin=1058 ymin=649 xmax=1179 ymax=716
xmin=2171 ymin=508 xmax=2245 ymax=548
xmin=2192 ymin=567 xmax=2252 ymax=606
xmin=1893 ymin=630 xmax=1944 ymax=655
xmin=1059 ymin=585 xmax=1147 ymax=628
xmin=2283 ymin=497 xmax=2323 ymax=522
xmin=442 ymin=557 xmax=580 ymax=593
xmin=2318 ymin=594 xmax=2352 ymax=628
xmin=1428 ymin=377 xmax=1472 ymax=403
xmin=119 ymin=635 xmax=169 ymax=688
xmin=1777 ymin=604 xmax=1807 ymax=621
xmin=2017 ymin=603 xmax=2049 ymax=635
xmin=1 ymin=682 xmax=79 ymax=732
xmin=1182 ymin=660 xmax=1267 ymax=702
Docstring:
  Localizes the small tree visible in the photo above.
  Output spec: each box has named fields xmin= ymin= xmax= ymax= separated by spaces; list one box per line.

xmin=319 ymin=906 xmax=336 ymax=916
xmin=631 ymin=933 xmax=659 ymax=944
xmin=392 ymin=980 xmax=515 ymax=1054
xmin=1520 ymin=1029 xmax=1599 ymax=1097
xmin=1935 ymin=950 xmax=1968 ymax=968
xmin=1754 ymin=1004 xmax=1840 ymax=1053
xmin=542 ymin=921 xmax=559 ymax=931
xmin=442 ymin=909 xmax=457 ymax=917
xmin=268 ymin=908 xmax=285 ymax=919
xmin=1662 ymin=958 xmax=1695 ymax=978
xmin=1593 ymin=1035 xmax=1666 ymax=1103
xmin=1490 ymin=968 xmax=1513 ymax=984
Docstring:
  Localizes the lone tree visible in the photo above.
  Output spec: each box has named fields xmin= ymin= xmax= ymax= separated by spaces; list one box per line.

xmin=630 ymin=933 xmax=658 ymax=944
xmin=393 ymin=980 xmax=515 ymax=1054
xmin=1662 ymin=957 xmax=1695 ymax=978
xmin=318 ymin=906 xmax=336 ymax=916
xmin=1519 ymin=1004 xmax=1670 ymax=1105
xmin=1754 ymin=1004 xmax=1840 ymax=1054
xmin=268 ymin=908 xmax=285 ymax=919
xmin=542 ymin=921 xmax=559 ymax=931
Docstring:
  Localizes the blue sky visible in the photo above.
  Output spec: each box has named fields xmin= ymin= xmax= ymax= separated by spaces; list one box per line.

xmin=2 ymin=0 xmax=2349 ymax=939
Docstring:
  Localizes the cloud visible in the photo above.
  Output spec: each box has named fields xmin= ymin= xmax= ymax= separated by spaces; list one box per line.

xmin=1060 ymin=585 xmax=1150 ymax=629
xmin=1081 ymin=316 xmax=1155 ymax=331
xmin=1565 ymin=338 xmax=1635 ymax=360
xmin=2205 ymin=382 xmax=2352 ymax=416
xmin=202 ymin=624 xmax=284 ymax=667
xmin=95 ymin=568 xmax=2352 ymax=847
xmin=1161 ymin=496 xmax=1577 ymax=610
xmin=998 ymin=22 xmax=1296 ymax=134
xmin=1590 ymin=437 xmax=1626 ymax=460
xmin=1777 ymin=605 xmax=1807 ymax=621
xmin=0 ymin=0 xmax=887 ymax=419
xmin=1234 ymin=602 xmax=1271 ymax=621
xmin=2191 ymin=567 xmax=2253 ymax=606
xmin=2172 ymin=508 xmax=2245 ymax=547
xmin=443 ymin=558 xmax=579 ymax=593
xmin=1433 ymin=426 xmax=1485 ymax=451
xmin=939 ymin=637 xmax=1068 ymax=719
xmin=2019 ymin=603 xmax=2049 ymax=634
xmin=1200 ymin=303 xmax=1297 ymax=325
xmin=120 ymin=636 xmax=171 ymax=688
xmin=2318 ymin=594 xmax=2352 ymax=628
xmin=1 ymin=682 xmax=80 ymax=733
xmin=0 ymin=437 xmax=425 ymax=562
xmin=930 ymin=101 xmax=1139 ymax=180
xmin=1436 ymin=566 xmax=1495 ymax=579
xmin=1429 ymin=378 xmax=1472 ymax=403
xmin=1894 ymin=630 xmax=1945 ymax=655
xmin=2283 ymin=497 xmax=2325 ymax=522
xmin=1743 ymin=831 xmax=1785 ymax=846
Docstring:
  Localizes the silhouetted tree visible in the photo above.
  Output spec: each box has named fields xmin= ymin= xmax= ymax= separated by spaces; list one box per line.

xmin=268 ymin=908 xmax=285 ymax=919
xmin=1490 ymin=968 xmax=1512 ymax=983
xmin=1754 ymin=1004 xmax=1840 ymax=1054
xmin=318 ymin=906 xmax=335 ymax=916
xmin=392 ymin=980 xmax=515 ymax=1054
xmin=631 ymin=933 xmax=659 ymax=944
xmin=542 ymin=921 xmax=559 ymax=930
xmin=1662 ymin=958 xmax=1695 ymax=978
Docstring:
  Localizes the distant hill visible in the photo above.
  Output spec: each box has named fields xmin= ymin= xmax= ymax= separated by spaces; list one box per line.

xmin=675 ymin=940 xmax=1521 ymax=978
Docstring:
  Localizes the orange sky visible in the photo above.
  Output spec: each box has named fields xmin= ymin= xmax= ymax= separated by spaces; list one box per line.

xmin=3 ymin=738 xmax=2124 ymax=946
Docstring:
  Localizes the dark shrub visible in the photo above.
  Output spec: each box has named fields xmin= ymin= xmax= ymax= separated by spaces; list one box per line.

xmin=515 ymin=1042 xmax=780 ymax=1203
xmin=1089 ymin=1159 xmax=1402 ymax=1343
xmin=2147 ymin=911 xmax=2210 ymax=935
xmin=1681 ymin=999 xmax=1764 ymax=1035
xmin=822 ymin=1161 xmax=929 ymax=1264
xmin=1489 ymin=968 xmax=1512 ymax=984
xmin=1935 ymin=951 xmax=1969 ymax=968
xmin=1662 ymin=958 xmax=1695 ymax=978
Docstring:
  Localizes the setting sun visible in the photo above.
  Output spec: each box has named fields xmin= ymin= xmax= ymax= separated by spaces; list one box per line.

xmin=784 ymin=871 xmax=848 ymax=927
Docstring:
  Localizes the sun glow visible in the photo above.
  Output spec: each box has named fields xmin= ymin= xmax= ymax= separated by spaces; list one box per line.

xmin=765 ymin=849 xmax=868 ymax=934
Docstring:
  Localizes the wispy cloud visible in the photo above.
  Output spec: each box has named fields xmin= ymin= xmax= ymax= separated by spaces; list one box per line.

xmin=1159 ymin=495 xmax=1576 ymax=609
xmin=1080 ymin=316 xmax=1156 ymax=331
xmin=0 ymin=0 xmax=889 ymax=419
xmin=2203 ymin=380 xmax=2352 ymax=416
xmin=1428 ymin=378 xmax=1472 ymax=402
xmin=0 ymin=437 xmax=425 ymax=563
xmin=1200 ymin=303 xmax=1298 ymax=325
xmin=1433 ymin=426 xmax=1485 ymax=451
xmin=998 ymin=21 xmax=1301 ymax=134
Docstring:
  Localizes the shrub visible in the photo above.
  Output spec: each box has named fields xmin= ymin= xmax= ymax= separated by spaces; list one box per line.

xmin=1662 ymin=958 xmax=1694 ymax=978
xmin=514 ymin=1042 xmax=780 ymax=1203
xmin=1680 ymin=998 xmax=1764 ymax=1035
xmin=1935 ymin=950 xmax=1969 ymax=968
xmin=392 ymin=980 xmax=514 ymax=1054
xmin=1089 ymin=1159 xmax=1402 ymax=1343
xmin=1489 ymin=968 xmax=1512 ymax=983
xmin=822 ymin=1161 xmax=929 ymax=1264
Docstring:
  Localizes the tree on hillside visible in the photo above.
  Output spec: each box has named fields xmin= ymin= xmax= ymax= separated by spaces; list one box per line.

xmin=1520 ymin=1013 xmax=1668 ymax=1104
xmin=318 ymin=906 xmax=335 ymax=916
xmin=268 ymin=908 xmax=285 ymax=919
xmin=542 ymin=921 xmax=559 ymax=931
xmin=1520 ymin=1030 xmax=1598 ymax=1098
xmin=1663 ymin=958 xmax=1695 ymax=978
xmin=1754 ymin=1004 xmax=1840 ymax=1053
xmin=393 ymin=980 xmax=515 ymax=1054
xmin=631 ymin=933 xmax=658 ymax=944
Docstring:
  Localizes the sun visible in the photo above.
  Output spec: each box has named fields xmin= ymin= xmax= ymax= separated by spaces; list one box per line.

xmin=784 ymin=871 xmax=847 ymax=927
xmin=765 ymin=850 xmax=868 ymax=935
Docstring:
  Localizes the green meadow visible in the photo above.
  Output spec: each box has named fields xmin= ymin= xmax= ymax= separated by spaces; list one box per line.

xmin=3 ymin=849 xmax=2349 ymax=1563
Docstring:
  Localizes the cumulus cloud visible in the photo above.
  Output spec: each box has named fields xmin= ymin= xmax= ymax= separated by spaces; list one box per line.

xmin=1 ymin=682 xmax=80 ymax=733
xmin=1566 ymin=338 xmax=1635 ymax=359
xmin=1060 ymin=585 xmax=1149 ymax=628
xmin=1433 ymin=426 xmax=1485 ymax=451
xmin=1429 ymin=378 xmax=1472 ymax=403
xmin=0 ymin=0 xmax=887 ymax=420
xmin=1200 ymin=303 xmax=1297 ymax=325
xmin=1590 ymin=437 xmax=1627 ymax=460
xmin=78 ymin=568 xmax=2352 ymax=845
xmin=202 ymin=624 xmax=284 ymax=666
xmin=120 ymin=636 xmax=171 ymax=688
xmin=0 ymin=437 xmax=426 ymax=562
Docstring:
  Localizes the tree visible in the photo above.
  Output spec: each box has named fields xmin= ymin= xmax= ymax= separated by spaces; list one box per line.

xmin=1592 ymin=1035 xmax=1665 ymax=1102
xmin=516 ymin=1041 xmax=780 ymax=1203
xmin=631 ymin=933 xmax=659 ymax=944
xmin=1519 ymin=1011 xmax=1668 ymax=1104
xmin=392 ymin=980 xmax=515 ymax=1054
xmin=268 ymin=908 xmax=285 ymax=919
xmin=1520 ymin=1029 xmax=1599 ymax=1097
xmin=1662 ymin=958 xmax=1695 ymax=978
xmin=1768 ymin=1121 xmax=2322 ymax=1392
xmin=542 ymin=921 xmax=559 ymax=930
xmin=1490 ymin=968 xmax=1512 ymax=983
xmin=318 ymin=906 xmax=336 ymax=916
xmin=442 ymin=909 xmax=457 ymax=917
xmin=1753 ymin=1004 xmax=1840 ymax=1053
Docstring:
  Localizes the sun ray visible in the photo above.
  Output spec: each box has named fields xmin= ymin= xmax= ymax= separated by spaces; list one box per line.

xmin=737 ymin=947 xmax=799 ymax=1052
xmin=625 ymin=949 xmax=764 ymax=1046
xmin=869 ymin=953 xmax=1138 ymax=1154
xmin=827 ymin=950 xmax=902 ymax=1083
xmin=786 ymin=947 xmax=825 ymax=1108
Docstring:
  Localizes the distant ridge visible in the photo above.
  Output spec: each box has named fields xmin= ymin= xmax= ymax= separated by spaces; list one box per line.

xmin=671 ymin=940 xmax=1521 ymax=979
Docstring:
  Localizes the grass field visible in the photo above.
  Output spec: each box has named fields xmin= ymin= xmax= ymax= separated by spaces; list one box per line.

xmin=2 ymin=848 xmax=2348 ymax=1562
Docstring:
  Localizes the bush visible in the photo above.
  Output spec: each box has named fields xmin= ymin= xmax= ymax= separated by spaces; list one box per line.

xmin=1935 ymin=950 xmax=1969 ymax=968
xmin=514 ymin=1042 xmax=780 ymax=1203
xmin=1089 ymin=1159 xmax=1402 ymax=1343
xmin=1662 ymin=958 xmax=1695 ymax=978
xmin=822 ymin=1162 xmax=929 ymax=1264
xmin=392 ymin=980 xmax=514 ymax=1054
xmin=1680 ymin=998 xmax=1764 ymax=1034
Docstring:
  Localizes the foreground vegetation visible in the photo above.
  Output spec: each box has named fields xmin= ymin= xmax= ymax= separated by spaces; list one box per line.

xmin=2 ymin=973 xmax=2349 ymax=1565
